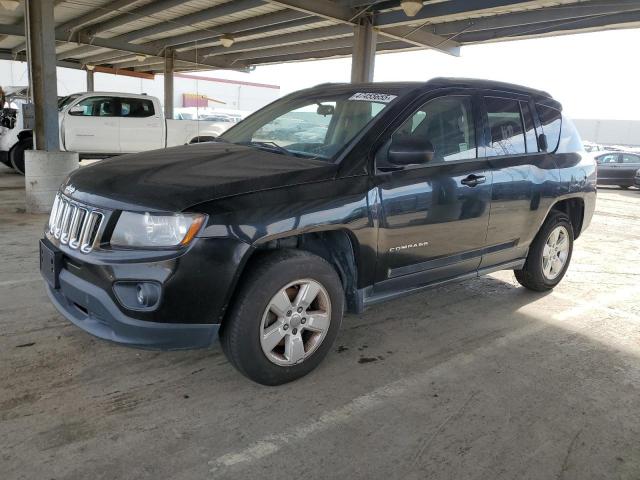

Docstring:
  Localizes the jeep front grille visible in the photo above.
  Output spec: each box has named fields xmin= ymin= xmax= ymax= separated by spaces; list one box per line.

xmin=48 ymin=193 xmax=105 ymax=253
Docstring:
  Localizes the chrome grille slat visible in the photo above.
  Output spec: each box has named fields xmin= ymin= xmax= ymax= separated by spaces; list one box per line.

xmin=48 ymin=193 xmax=105 ymax=254
xmin=59 ymin=204 xmax=75 ymax=244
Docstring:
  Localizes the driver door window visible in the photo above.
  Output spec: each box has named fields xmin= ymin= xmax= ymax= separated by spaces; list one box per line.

xmin=390 ymin=95 xmax=477 ymax=164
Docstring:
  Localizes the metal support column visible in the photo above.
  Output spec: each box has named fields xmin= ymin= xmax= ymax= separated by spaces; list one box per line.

xmin=25 ymin=0 xmax=59 ymax=151
xmin=164 ymin=49 xmax=174 ymax=120
xmin=24 ymin=0 xmax=79 ymax=214
xmin=351 ymin=15 xmax=377 ymax=83
xmin=86 ymin=69 xmax=95 ymax=92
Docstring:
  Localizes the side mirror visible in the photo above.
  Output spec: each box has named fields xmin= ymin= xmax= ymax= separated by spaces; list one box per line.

xmin=388 ymin=135 xmax=435 ymax=166
xmin=537 ymin=133 xmax=548 ymax=152
xmin=68 ymin=105 xmax=84 ymax=115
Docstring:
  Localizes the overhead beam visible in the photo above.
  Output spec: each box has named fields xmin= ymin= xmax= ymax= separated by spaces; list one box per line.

xmin=114 ymin=0 xmax=265 ymax=43
xmin=92 ymin=65 xmax=155 ymax=79
xmin=157 ymin=10 xmax=313 ymax=50
xmin=218 ymin=36 xmax=402 ymax=63
xmin=266 ymin=0 xmax=459 ymax=55
xmin=57 ymin=45 xmax=103 ymax=61
xmin=86 ymin=0 xmax=187 ymax=36
xmin=13 ymin=0 xmax=140 ymax=54
xmin=111 ymin=56 xmax=186 ymax=69
xmin=81 ymin=50 xmax=138 ymax=64
xmin=428 ymin=0 xmax=640 ymax=36
xmin=197 ymin=25 xmax=353 ymax=58
xmin=376 ymin=25 xmax=460 ymax=56
xmin=0 ymin=23 xmax=245 ymax=70
xmin=239 ymin=40 xmax=418 ymax=66
xmin=376 ymin=0 xmax=542 ymax=27
xmin=267 ymin=0 xmax=355 ymax=22
xmin=455 ymin=10 xmax=640 ymax=43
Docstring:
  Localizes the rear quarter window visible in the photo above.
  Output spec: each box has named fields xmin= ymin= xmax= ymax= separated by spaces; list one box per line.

xmin=536 ymin=104 xmax=562 ymax=152
xmin=556 ymin=115 xmax=583 ymax=154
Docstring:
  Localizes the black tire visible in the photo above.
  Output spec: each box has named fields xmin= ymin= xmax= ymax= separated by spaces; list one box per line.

xmin=514 ymin=211 xmax=574 ymax=292
xmin=220 ymin=249 xmax=344 ymax=386
xmin=9 ymin=137 xmax=32 ymax=175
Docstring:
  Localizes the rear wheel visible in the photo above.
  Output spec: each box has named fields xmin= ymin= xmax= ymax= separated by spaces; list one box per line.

xmin=221 ymin=249 xmax=343 ymax=385
xmin=515 ymin=211 xmax=574 ymax=291
xmin=9 ymin=137 xmax=32 ymax=175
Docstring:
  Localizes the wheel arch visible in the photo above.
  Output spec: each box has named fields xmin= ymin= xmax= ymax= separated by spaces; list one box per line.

xmin=549 ymin=196 xmax=585 ymax=239
xmin=222 ymin=229 xmax=362 ymax=325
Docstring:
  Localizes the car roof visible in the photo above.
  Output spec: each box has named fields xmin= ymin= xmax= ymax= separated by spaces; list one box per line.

xmin=304 ymin=77 xmax=558 ymax=108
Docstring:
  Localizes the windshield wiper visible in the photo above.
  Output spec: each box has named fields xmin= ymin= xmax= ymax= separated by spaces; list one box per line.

xmin=245 ymin=141 xmax=290 ymax=156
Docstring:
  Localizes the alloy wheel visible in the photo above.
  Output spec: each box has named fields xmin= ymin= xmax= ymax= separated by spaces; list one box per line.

xmin=541 ymin=225 xmax=570 ymax=280
xmin=259 ymin=279 xmax=331 ymax=366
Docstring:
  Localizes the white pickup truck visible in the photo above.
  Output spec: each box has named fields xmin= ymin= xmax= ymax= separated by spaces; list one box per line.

xmin=1 ymin=90 xmax=231 ymax=174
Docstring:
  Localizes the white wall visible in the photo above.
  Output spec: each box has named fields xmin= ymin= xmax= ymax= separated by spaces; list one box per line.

xmin=574 ymin=119 xmax=640 ymax=147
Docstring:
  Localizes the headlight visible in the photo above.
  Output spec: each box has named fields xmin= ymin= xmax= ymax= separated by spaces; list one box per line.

xmin=111 ymin=211 xmax=206 ymax=248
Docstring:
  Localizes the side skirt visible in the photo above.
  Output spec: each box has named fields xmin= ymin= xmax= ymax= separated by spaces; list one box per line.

xmin=354 ymin=258 xmax=526 ymax=313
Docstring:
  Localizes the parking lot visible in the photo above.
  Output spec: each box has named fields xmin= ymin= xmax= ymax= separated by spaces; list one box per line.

xmin=1 ymin=164 xmax=639 ymax=479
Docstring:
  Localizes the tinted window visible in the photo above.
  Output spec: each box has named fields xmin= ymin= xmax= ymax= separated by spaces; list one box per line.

xmin=596 ymin=154 xmax=619 ymax=164
xmin=393 ymin=95 xmax=476 ymax=162
xmin=485 ymin=97 xmax=526 ymax=156
xmin=621 ymin=154 xmax=640 ymax=164
xmin=537 ymin=104 xmax=562 ymax=152
xmin=120 ymin=98 xmax=154 ymax=118
xmin=221 ymin=91 xmax=394 ymax=160
xmin=520 ymin=101 xmax=538 ymax=153
xmin=70 ymin=96 xmax=118 ymax=116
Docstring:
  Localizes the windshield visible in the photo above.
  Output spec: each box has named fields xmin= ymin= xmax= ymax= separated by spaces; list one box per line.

xmin=58 ymin=94 xmax=81 ymax=111
xmin=220 ymin=91 xmax=397 ymax=160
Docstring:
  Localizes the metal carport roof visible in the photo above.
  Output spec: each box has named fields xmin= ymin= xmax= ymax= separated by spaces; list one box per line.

xmin=1 ymin=0 xmax=640 ymax=76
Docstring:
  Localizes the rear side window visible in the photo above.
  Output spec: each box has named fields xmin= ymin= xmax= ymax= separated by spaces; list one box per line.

xmin=621 ymin=154 xmax=640 ymax=164
xmin=596 ymin=153 xmax=618 ymax=164
xmin=484 ymin=97 xmax=526 ymax=156
xmin=120 ymin=98 xmax=155 ymax=118
xmin=536 ymin=105 xmax=562 ymax=152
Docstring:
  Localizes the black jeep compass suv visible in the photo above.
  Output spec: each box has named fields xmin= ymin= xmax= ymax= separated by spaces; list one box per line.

xmin=40 ymin=78 xmax=596 ymax=385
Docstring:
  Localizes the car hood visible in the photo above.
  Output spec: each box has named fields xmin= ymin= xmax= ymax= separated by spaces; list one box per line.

xmin=63 ymin=142 xmax=337 ymax=212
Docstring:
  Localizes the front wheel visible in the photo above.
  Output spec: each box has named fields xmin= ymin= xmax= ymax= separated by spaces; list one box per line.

xmin=221 ymin=249 xmax=344 ymax=385
xmin=515 ymin=211 xmax=574 ymax=292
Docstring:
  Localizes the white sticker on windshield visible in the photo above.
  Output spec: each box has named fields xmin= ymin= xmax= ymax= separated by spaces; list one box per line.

xmin=348 ymin=92 xmax=397 ymax=103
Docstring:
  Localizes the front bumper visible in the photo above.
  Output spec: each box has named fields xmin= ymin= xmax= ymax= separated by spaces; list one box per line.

xmin=41 ymin=233 xmax=252 ymax=350
xmin=47 ymin=269 xmax=218 ymax=350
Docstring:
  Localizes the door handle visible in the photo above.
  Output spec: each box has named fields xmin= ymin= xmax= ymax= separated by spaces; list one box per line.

xmin=461 ymin=174 xmax=486 ymax=187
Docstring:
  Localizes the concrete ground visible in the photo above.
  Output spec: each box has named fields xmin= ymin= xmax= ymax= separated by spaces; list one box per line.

xmin=1 ymin=164 xmax=639 ymax=480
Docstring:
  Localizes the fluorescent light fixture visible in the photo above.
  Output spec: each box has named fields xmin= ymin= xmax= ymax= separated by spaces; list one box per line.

xmin=0 ymin=0 xmax=20 ymax=11
xmin=401 ymin=0 xmax=423 ymax=17
xmin=220 ymin=34 xmax=235 ymax=48
xmin=135 ymin=54 xmax=148 ymax=62
xmin=85 ymin=64 xmax=95 ymax=71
